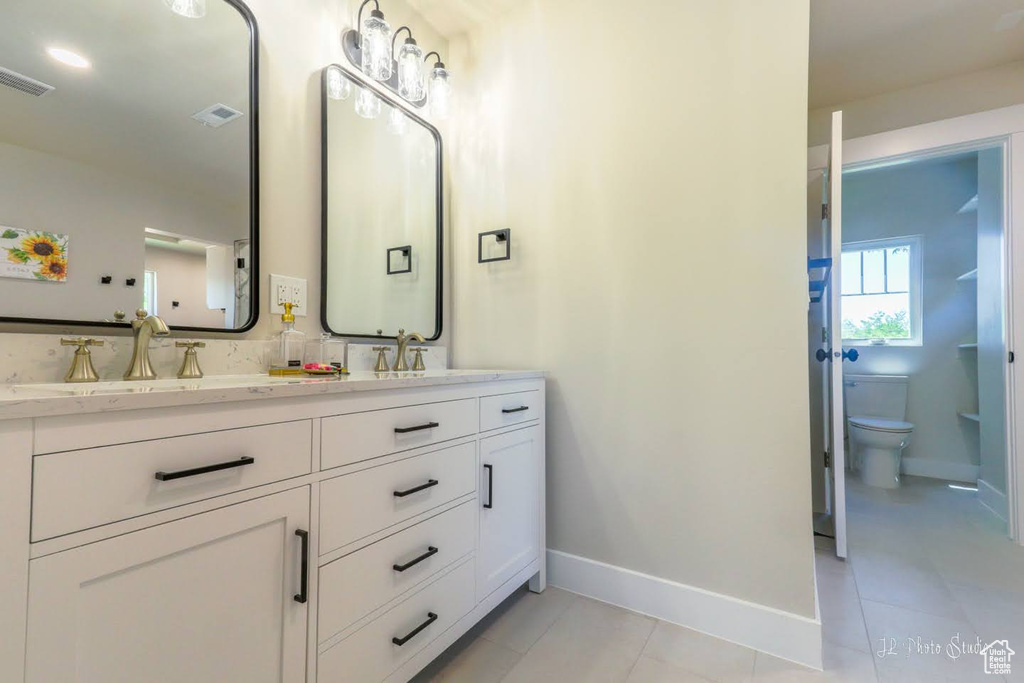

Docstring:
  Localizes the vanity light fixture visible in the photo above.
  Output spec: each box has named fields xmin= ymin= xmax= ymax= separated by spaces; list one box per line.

xmin=392 ymin=27 xmax=425 ymax=102
xmin=357 ymin=0 xmax=393 ymax=82
xmin=424 ymin=52 xmax=451 ymax=119
xmin=326 ymin=66 xmax=352 ymax=100
xmin=46 ymin=47 xmax=90 ymax=69
xmin=387 ymin=106 xmax=408 ymax=135
xmin=164 ymin=0 xmax=206 ymax=19
xmin=339 ymin=3 xmax=449 ymax=110
xmin=354 ymin=86 xmax=381 ymax=119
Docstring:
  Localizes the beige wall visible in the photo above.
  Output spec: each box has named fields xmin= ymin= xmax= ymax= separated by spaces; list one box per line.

xmin=809 ymin=59 xmax=1024 ymax=147
xmin=449 ymin=0 xmax=816 ymax=617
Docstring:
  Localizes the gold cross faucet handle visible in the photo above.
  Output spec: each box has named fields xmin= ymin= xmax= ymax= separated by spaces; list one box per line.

xmin=60 ymin=338 xmax=104 ymax=383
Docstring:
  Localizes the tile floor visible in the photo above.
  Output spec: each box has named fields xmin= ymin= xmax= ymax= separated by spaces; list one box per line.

xmin=414 ymin=476 xmax=1024 ymax=682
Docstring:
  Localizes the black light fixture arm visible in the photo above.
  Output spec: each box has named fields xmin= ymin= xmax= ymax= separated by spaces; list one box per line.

xmin=424 ymin=50 xmax=445 ymax=68
xmin=356 ymin=0 xmax=381 ymax=46
xmin=392 ymin=26 xmax=415 ymax=52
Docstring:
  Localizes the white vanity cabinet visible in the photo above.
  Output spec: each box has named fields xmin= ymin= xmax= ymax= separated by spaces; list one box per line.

xmin=0 ymin=371 xmax=545 ymax=683
xmin=25 ymin=487 xmax=311 ymax=683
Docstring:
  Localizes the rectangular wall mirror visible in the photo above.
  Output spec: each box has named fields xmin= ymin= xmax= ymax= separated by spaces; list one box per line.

xmin=321 ymin=65 xmax=442 ymax=340
xmin=0 ymin=0 xmax=259 ymax=332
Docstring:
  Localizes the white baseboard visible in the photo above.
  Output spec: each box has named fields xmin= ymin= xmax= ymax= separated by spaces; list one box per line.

xmin=547 ymin=550 xmax=822 ymax=670
xmin=900 ymin=457 xmax=978 ymax=483
xmin=978 ymin=479 xmax=1008 ymax=523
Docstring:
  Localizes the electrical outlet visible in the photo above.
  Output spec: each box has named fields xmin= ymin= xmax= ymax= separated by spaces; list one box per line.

xmin=269 ymin=274 xmax=307 ymax=317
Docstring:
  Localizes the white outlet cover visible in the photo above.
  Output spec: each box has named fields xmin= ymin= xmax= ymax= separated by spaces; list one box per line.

xmin=269 ymin=274 xmax=308 ymax=317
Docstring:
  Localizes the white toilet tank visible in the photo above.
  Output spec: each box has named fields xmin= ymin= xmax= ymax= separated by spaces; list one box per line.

xmin=844 ymin=374 xmax=909 ymax=421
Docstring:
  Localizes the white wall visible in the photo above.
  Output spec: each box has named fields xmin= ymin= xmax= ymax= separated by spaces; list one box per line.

xmin=0 ymin=141 xmax=244 ymax=323
xmin=977 ymin=148 xmax=1007 ymax=500
xmin=144 ymin=246 xmax=228 ymax=329
xmin=449 ymin=0 xmax=816 ymax=618
xmin=809 ymin=59 xmax=1024 ymax=147
xmin=843 ymin=157 xmax=979 ymax=477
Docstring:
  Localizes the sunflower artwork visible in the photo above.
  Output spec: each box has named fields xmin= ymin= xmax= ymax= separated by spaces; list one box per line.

xmin=0 ymin=226 xmax=69 ymax=283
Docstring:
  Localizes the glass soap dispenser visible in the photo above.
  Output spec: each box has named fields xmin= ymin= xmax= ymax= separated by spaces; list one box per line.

xmin=271 ymin=302 xmax=306 ymax=371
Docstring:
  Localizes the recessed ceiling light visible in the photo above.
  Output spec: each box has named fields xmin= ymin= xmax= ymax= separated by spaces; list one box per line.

xmin=46 ymin=47 xmax=90 ymax=69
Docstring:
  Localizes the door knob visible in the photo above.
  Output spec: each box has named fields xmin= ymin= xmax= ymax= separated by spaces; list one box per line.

xmin=843 ymin=348 xmax=859 ymax=362
xmin=815 ymin=349 xmax=829 ymax=363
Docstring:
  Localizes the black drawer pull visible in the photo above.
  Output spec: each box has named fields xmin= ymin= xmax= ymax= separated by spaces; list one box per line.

xmin=394 ymin=421 xmax=439 ymax=434
xmin=294 ymin=529 xmax=309 ymax=604
xmin=154 ymin=456 xmax=255 ymax=481
xmin=393 ymin=546 xmax=439 ymax=572
xmin=392 ymin=612 xmax=438 ymax=646
xmin=393 ymin=479 xmax=438 ymax=497
xmin=483 ymin=464 xmax=493 ymax=509
xmin=502 ymin=406 xmax=529 ymax=414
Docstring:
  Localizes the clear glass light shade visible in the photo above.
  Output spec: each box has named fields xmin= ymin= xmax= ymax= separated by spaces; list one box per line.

xmin=360 ymin=14 xmax=393 ymax=82
xmin=164 ymin=0 xmax=206 ymax=18
xmin=428 ymin=67 xmax=452 ymax=119
xmin=387 ymin=107 xmax=408 ymax=135
xmin=396 ymin=43 xmax=425 ymax=101
xmin=327 ymin=67 xmax=352 ymax=100
xmin=354 ymin=87 xmax=381 ymax=119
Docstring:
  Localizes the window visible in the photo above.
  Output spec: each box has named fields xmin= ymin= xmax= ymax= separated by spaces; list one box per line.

xmin=143 ymin=270 xmax=158 ymax=315
xmin=841 ymin=236 xmax=922 ymax=346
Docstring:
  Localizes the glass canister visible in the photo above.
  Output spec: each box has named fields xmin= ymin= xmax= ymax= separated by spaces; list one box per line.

xmin=305 ymin=333 xmax=347 ymax=370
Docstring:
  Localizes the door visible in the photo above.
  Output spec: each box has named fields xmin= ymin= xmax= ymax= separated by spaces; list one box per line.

xmin=25 ymin=487 xmax=310 ymax=683
xmin=823 ymin=110 xmax=848 ymax=558
xmin=478 ymin=426 xmax=541 ymax=601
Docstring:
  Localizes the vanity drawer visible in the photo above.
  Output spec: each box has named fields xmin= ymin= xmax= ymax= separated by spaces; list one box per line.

xmin=318 ymin=558 xmax=475 ymax=683
xmin=321 ymin=398 xmax=478 ymax=470
xmin=31 ymin=420 xmax=312 ymax=541
xmin=319 ymin=441 xmax=476 ymax=554
xmin=480 ymin=390 xmax=540 ymax=432
xmin=318 ymin=501 xmax=475 ymax=643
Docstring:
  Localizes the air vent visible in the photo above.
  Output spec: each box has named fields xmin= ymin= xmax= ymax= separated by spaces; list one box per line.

xmin=191 ymin=103 xmax=244 ymax=128
xmin=0 ymin=67 xmax=55 ymax=97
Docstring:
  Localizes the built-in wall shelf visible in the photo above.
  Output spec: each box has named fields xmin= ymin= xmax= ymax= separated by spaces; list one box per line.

xmin=958 ymin=195 xmax=979 ymax=214
xmin=956 ymin=269 xmax=978 ymax=282
xmin=958 ymin=343 xmax=978 ymax=350
xmin=958 ymin=412 xmax=981 ymax=423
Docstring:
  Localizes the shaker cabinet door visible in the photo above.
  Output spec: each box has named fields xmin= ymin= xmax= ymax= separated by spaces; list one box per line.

xmin=25 ymin=487 xmax=310 ymax=683
xmin=477 ymin=426 xmax=542 ymax=601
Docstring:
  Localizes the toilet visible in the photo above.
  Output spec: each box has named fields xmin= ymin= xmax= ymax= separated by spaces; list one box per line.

xmin=845 ymin=374 xmax=914 ymax=489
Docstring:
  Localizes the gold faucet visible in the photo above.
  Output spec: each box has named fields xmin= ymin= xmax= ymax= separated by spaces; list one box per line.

xmin=124 ymin=309 xmax=170 ymax=380
xmin=393 ymin=329 xmax=425 ymax=372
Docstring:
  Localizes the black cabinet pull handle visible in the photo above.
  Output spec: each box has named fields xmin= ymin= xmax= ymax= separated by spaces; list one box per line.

xmin=502 ymin=406 xmax=529 ymax=414
xmin=394 ymin=421 xmax=439 ymax=434
xmin=392 ymin=612 xmax=438 ymax=646
xmin=393 ymin=546 xmax=439 ymax=572
xmin=393 ymin=479 xmax=438 ymax=497
xmin=294 ymin=529 xmax=309 ymax=604
xmin=483 ymin=464 xmax=493 ymax=509
xmin=154 ymin=456 xmax=255 ymax=481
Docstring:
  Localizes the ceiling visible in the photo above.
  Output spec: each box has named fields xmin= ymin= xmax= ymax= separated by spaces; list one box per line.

xmin=810 ymin=0 xmax=1024 ymax=109
xmin=0 ymin=0 xmax=251 ymax=203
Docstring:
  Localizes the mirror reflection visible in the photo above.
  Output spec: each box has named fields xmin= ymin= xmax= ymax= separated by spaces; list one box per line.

xmin=0 ymin=0 xmax=256 ymax=330
xmin=322 ymin=66 xmax=441 ymax=339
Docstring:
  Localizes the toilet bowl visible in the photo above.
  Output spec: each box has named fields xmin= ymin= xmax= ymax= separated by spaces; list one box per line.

xmin=848 ymin=416 xmax=914 ymax=489
xmin=844 ymin=374 xmax=914 ymax=489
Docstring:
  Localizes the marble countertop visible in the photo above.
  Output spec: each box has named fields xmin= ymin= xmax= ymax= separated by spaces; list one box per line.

xmin=0 ymin=370 xmax=545 ymax=420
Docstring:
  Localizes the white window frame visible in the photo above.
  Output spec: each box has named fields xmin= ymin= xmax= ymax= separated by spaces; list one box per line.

xmin=143 ymin=270 xmax=158 ymax=316
xmin=840 ymin=234 xmax=923 ymax=347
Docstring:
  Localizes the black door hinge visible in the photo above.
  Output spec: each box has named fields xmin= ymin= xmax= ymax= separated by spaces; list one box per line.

xmin=1010 ymin=351 xmax=1015 ymax=363
xmin=824 ymin=451 xmax=831 ymax=468
xmin=821 ymin=204 xmax=829 ymax=221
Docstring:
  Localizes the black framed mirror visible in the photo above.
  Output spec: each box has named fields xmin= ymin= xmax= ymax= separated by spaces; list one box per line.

xmin=0 ymin=0 xmax=259 ymax=332
xmin=320 ymin=64 xmax=442 ymax=340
